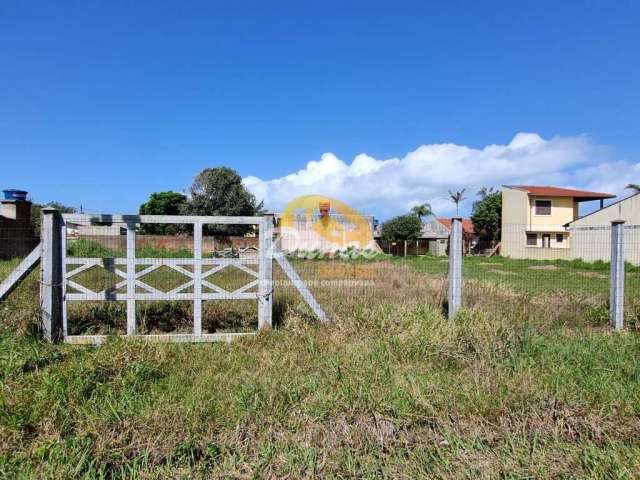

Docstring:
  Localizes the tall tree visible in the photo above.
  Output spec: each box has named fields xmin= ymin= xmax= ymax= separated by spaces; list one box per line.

xmin=182 ymin=167 xmax=264 ymax=235
xmin=470 ymin=191 xmax=502 ymax=242
xmin=625 ymin=183 xmax=640 ymax=194
xmin=448 ymin=189 xmax=466 ymax=216
xmin=139 ymin=191 xmax=188 ymax=234
xmin=410 ymin=203 xmax=433 ymax=223
xmin=381 ymin=214 xmax=422 ymax=241
xmin=474 ymin=186 xmax=495 ymax=212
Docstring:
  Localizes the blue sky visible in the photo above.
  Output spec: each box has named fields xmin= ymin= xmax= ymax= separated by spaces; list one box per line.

xmin=1 ymin=1 xmax=639 ymax=218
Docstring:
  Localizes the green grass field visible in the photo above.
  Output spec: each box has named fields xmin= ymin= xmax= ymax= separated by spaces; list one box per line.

xmin=405 ymin=254 xmax=640 ymax=298
xmin=1 ymin=251 xmax=639 ymax=478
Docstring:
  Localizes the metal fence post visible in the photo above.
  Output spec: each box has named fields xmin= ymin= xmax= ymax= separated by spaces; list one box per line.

xmin=258 ymin=214 xmax=274 ymax=329
xmin=448 ymin=217 xmax=463 ymax=320
xmin=610 ymin=220 xmax=625 ymax=331
xmin=40 ymin=208 xmax=64 ymax=341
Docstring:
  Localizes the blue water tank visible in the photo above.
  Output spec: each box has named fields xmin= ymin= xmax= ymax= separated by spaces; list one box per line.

xmin=3 ymin=189 xmax=28 ymax=201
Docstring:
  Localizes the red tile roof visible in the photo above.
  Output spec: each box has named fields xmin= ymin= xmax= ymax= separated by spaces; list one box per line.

xmin=437 ymin=218 xmax=475 ymax=234
xmin=507 ymin=185 xmax=615 ymax=200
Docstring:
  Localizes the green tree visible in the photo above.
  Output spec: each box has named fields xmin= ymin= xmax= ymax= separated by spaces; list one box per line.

xmin=625 ymin=183 xmax=640 ymax=194
xmin=182 ymin=167 xmax=264 ymax=235
xmin=410 ymin=203 xmax=433 ymax=223
xmin=381 ymin=214 xmax=422 ymax=241
xmin=470 ymin=191 xmax=502 ymax=242
xmin=139 ymin=191 xmax=188 ymax=234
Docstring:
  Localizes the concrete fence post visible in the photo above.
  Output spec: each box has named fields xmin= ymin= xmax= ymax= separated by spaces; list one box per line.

xmin=258 ymin=214 xmax=274 ymax=329
xmin=193 ymin=221 xmax=203 ymax=336
xmin=448 ymin=217 xmax=463 ymax=320
xmin=126 ymin=222 xmax=136 ymax=336
xmin=610 ymin=220 xmax=625 ymax=331
xmin=41 ymin=208 xmax=64 ymax=341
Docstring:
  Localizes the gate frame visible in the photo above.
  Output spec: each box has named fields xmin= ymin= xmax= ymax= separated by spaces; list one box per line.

xmin=42 ymin=210 xmax=274 ymax=344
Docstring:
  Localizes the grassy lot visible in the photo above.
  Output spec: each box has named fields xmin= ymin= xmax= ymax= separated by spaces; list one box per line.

xmin=0 ymin=251 xmax=639 ymax=478
xmin=406 ymin=254 xmax=640 ymax=298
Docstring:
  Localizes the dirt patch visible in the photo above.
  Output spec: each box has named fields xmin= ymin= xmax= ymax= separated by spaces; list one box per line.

xmin=488 ymin=269 xmax=517 ymax=276
xmin=528 ymin=265 xmax=559 ymax=271
xmin=576 ymin=271 xmax=606 ymax=279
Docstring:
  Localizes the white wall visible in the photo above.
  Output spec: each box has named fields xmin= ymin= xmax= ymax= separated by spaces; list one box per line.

xmin=568 ymin=193 xmax=640 ymax=265
xmin=571 ymin=193 xmax=640 ymax=226
xmin=570 ymin=225 xmax=640 ymax=265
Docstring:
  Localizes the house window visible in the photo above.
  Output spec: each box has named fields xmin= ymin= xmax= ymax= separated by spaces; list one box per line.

xmin=556 ymin=234 xmax=563 ymax=243
xmin=535 ymin=199 xmax=552 ymax=215
xmin=526 ymin=233 xmax=537 ymax=246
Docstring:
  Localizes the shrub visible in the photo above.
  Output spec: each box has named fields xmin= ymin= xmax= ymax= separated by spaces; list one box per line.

xmin=380 ymin=215 xmax=422 ymax=241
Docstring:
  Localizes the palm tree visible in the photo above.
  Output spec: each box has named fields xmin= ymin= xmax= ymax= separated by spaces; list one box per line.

xmin=625 ymin=183 xmax=640 ymax=194
xmin=448 ymin=189 xmax=466 ymax=216
xmin=476 ymin=186 xmax=494 ymax=199
xmin=410 ymin=203 xmax=433 ymax=223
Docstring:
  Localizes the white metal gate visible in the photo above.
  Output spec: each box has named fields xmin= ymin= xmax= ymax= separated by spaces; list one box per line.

xmin=42 ymin=212 xmax=274 ymax=344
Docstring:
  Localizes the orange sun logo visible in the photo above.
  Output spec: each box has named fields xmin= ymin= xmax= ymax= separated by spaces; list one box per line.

xmin=279 ymin=195 xmax=379 ymax=252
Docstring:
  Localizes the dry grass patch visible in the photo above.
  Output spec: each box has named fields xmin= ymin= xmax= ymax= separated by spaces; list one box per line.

xmin=487 ymin=269 xmax=517 ymax=276
xmin=577 ymin=271 xmax=607 ymax=279
xmin=528 ymin=264 xmax=559 ymax=270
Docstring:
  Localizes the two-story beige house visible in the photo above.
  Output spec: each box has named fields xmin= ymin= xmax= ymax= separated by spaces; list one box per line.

xmin=501 ymin=185 xmax=615 ymax=260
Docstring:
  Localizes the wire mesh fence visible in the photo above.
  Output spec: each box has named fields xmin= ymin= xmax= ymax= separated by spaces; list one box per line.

xmin=274 ymin=221 xmax=640 ymax=330
xmin=64 ymin=217 xmax=128 ymax=336
xmin=273 ymin=255 xmax=448 ymax=324
xmin=0 ymin=215 xmax=41 ymax=332
xmin=273 ymin=213 xmax=446 ymax=322
xmin=1 ymin=213 xmax=639 ymax=338
xmin=461 ymin=224 xmax=614 ymax=326
xmin=624 ymin=225 xmax=640 ymax=327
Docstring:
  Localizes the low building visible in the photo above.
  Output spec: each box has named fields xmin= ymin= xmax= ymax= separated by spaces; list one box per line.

xmin=419 ymin=218 xmax=450 ymax=256
xmin=566 ymin=192 xmax=640 ymax=265
xmin=374 ymin=217 xmax=476 ymax=256
xmin=375 ymin=218 xmax=447 ymax=256
xmin=66 ymin=217 xmax=126 ymax=237
xmin=501 ymin=185 xmax=615 ymax=260
xmin=0 ymin=198 xmax=39 ymax=260
xmin=436 ymin=218 xmax=476 ymax=253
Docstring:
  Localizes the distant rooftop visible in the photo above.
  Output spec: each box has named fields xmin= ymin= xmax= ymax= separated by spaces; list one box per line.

xmin=505 ymin=185 xmax=615 ymax=202
xmin=436 ymin=218 xmax=474 ymax=234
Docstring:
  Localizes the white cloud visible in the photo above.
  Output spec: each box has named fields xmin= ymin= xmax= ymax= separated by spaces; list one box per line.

xmin=243 ymin=133 xmax=639 ymax=218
